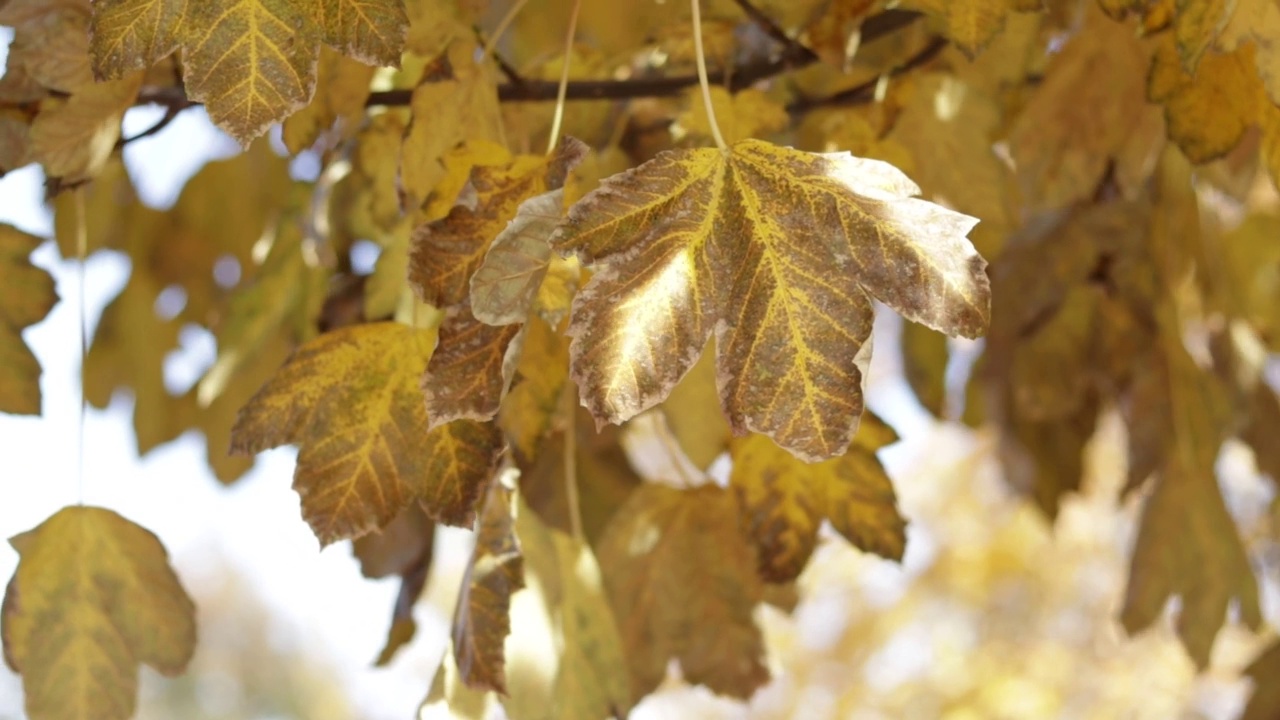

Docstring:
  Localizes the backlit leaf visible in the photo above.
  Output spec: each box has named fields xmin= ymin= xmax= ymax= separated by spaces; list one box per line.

xmin=471 ymin=189 xmax=567 ymax=327
xmin=0 ymin=224 xmax=56 ymax=415
xmin=730 ymin=414 xmax=906 ymax=582
xmin=595 ymin=484 xmax=768 ymax=699
xmin=2 ymin=507 xmax=196 ymax=720
xmin=554 ymin=139 xmax=988 ymax=462
xmin=230 ymin=322 xmax=504 ymax=544
xmin=453 ymin=478 xmax=523 ymax=694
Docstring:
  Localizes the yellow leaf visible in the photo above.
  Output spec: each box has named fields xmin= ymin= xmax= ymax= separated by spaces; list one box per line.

xmin=423 ymin=302 xmax=523 ymax=428
xmin=51 ymin=158 xmax=137 ymax=258
xmin=281 ymin=47 xmax=376 ymax=154
xmin=554 ymin=139 xmax=989 ymax=462
xmin=0 ymin=224 xmax=57 ymax=415
xmin=729 ymin=418 xmax=906 ymax=582
xmin=1219 ymin=0 xmax=1280 ymax=104
xmin=410 ymin=138 xmax=587 ymax=307
xmin=424 ymin=140 xmax=514 ymax=223
xmin=453 ymin=479 xmax=523 ymax=694
xmin=1120 ymin=340 xmax=1261 ymax=667
xmin=659 ymin=342 xmax=732 ymax=470
xmin=470 ymin=189 xmax=567 ymax=327
xmin=900 ymin=0 xmax=1030 ymax=56
xmin=400 ymin=40 xmax=503 ymax=210
xmin=420 ymin=647 xmax=492 ymax=719
xmin=29 ymin=71 xmax=142 ymax=183
xmin=676 ymin=87 xmax=790 ymax=145
xmin=1242 ymin=640 xmax=1280 ymax=720
xmin=230 ymin=322 xmax=505 ymax=544
xmin=89 ymin=0 xmax=407 ymax=143
xmin=1008 ymin=7 xmax=1150 ymax=209
xmin=499 ymin=314 xmax=571 ymax=465
xmin=595 ymin=484 xmax=768 ymax=699
xmin=363 ymin=218 xmax=411 ymax=320
xmin=2 ymin=507 xmax=196 ymax=720
xmin=1173 ymin=0 xmax=1233 ymax=70
xmin=1149 ymin=36 xmax=1261 ymax=163
xmin=900 ymin=319 xmax=949 ymax=418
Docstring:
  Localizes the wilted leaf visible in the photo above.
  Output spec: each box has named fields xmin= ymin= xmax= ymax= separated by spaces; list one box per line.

xmin=2 ymin=507 xmax=196 ymax=720
xmin=453 ymin=479 xmax=523 ymax=693
xmin=730 ymin=414 xmax=906 ymax=582
xmin=231 ymin=322 xmax=504 ymax=544
xmin=410 ymin=138 xmax=586 ymax=307
xmin=423 ymin=302 xmax=523 ymax=428
xmin=595 ymin=484 xmax=768 ymax=699
xmin=471 ymin=189 xmax=567 ymax=327
xmin=0 ymin=224 xmax=56 ymax=415
xmin=554 ymin=139 xmax=988 ymax=462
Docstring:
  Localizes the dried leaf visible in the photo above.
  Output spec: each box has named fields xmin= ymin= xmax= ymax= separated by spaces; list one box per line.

xmin=0 ymin=224 xmax=56 ymax=415
xmin=554 ymin=139 xmax=988 ymax=462
xmin=2 ymin=507 xmax=196 ymax=720
xmin=453 ymin=479 xmax=523 ymax=693
xmin=231 ymin=322 xmax=504 ymax=544
xmin=423 ymin=302 xmax=523 ymax=428
xmin=471 ymin=189 xmax=566 ymax=327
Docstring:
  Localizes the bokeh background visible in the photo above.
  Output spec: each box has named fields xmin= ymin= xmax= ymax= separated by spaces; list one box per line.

xmin=2 ymin=26 xmax=1278 ymax=720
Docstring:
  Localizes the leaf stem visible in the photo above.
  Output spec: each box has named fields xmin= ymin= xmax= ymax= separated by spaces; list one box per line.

xmin=691 ymin=0 xmax=728 ymax=150
xmin=547 ymin=0 xmax=583 ymax=155
xmin=74 ymin=188 xmax=88 ymax=505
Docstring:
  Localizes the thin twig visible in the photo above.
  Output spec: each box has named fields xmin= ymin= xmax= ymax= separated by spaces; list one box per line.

xmin=786 ymin=36 xmax=947 ymax=114
xmin=732 ymin=0 xmax=818 ymax=65
xmin=116 ymin=101 xmax=186 ymax=149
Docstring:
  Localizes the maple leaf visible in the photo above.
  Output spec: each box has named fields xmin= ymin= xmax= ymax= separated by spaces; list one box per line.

xmin=1 ymin=507 xmax=196 ymax=720
xmin=470 ymin=189 xmax=568 ymax=327
xmin=88 ymin=0 xmax=408 ymax=144
xmin=0 ymin=224 xmax=56 ymax=416
xmin=422 ymin=302 xmax=523 ymax=428
xmin=553 ymin=139 xmax=989 ymax=462
xmin=595 ymin=484 xmax=768 ymax=699
xmin=230 ymin=322 xmax=505 ymax=544
xmin=410 ymin=138 xmax=587 ymax=307
xmin=453 ymin=478 xmax=523 ymax=694
xmin=730 ymin=412 xmax=906 ymax=582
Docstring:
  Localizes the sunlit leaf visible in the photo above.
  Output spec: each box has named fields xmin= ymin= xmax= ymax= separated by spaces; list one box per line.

xmin=2 ymin=507 xmax=196 ymax=720
xmin=554 ymin=139 xmax=988 ymax=462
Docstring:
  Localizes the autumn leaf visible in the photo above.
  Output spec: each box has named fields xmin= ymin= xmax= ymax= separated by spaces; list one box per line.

xmin=422 ymin=302 xmax=523 ymax=428
xmin=470 ymin=189 xmax=568 ymax=327
xmin=88 ymin=0 xmax=408 ymax=143
xmin=901 ymin=320 xmax=948 ymax=418
xmin=676 ymin=86 xmax=789 ymax=145
xmin=410 ymin=138 xmax=587 ymax=307
xmin=281 ymin=47 xmax=376 ymax=154
xmin=499 ymin=314 xmax=572 ymax=465
xmin=1148 ymin=36 xmax=1261 ymax=164
xmin=659 ymin=343 xmax=732 ymax=470
xmin=900 ymin=0 xmax=1035 ymax=56
xmin=595 ymin=484 xmax=768 ymax=699
xmin=2 ymin=507 xmax=196 ymax=720
xmin=730 ymin=412 xmax=906 ymax=582
xmin=0 ymin=224 xmax=56 ymax=415
xmin=553 ymin=139 xmax=988 ymax=462
xmin=350 ymin=504 xmax=435 ymax=666
xmin=29 ymin=70 xmax=142 ymax=184
xmin=1242 ymin=640 xmax=1280 ymax=720
xmin=453 ymin=478 xmax=523 ymax=694
xmin=230 ymin=322 xmax=505 ymax=544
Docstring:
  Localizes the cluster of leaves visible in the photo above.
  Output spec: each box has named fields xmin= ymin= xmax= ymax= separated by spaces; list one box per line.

xmin=1 ymin=0 xmax=1280 ymax=718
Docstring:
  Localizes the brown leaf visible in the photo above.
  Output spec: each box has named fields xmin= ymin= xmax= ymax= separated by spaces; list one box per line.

xmin=1242 ymin=640 xmax=1280 ymax=720
xmin=554 ymin=139 xmax=988 ymax=462
xmin=595 ymin=484 xmax=768 ymax=699
xmin=0 ymin=224 xmax=57 ymax=415
xmin=351 ymin=504 xmax=435 ymax=666
xmin=231 ymin=322 xmax=504 ymax=544
xmin=423 ymin=302 xmax=523 ymax=429
xmin=453 ymin=478 xmax=523 ymax=693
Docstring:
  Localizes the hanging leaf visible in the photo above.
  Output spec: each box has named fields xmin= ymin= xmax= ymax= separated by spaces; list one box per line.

xmin=554 ymin=139 xmax=988 ymax=462
xmin=2 ymin=507 xmax=197 ymax=720
xmin=231 ymin=322 xmax=504 ymax=544
xmin=0 ymin=224 xmax=57 ymax=415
